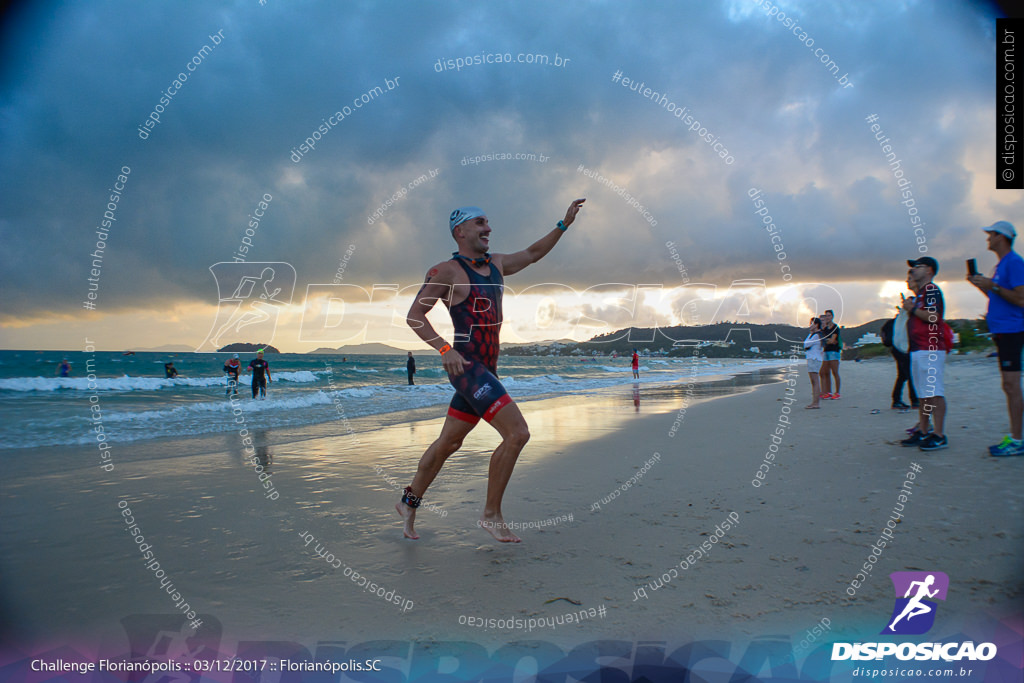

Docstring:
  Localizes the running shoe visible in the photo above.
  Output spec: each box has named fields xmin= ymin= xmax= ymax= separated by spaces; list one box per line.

xmin=989 ymin=435 xmax=1013 ymax=454
xmin=900 ymin=430 xmax=928 ymax=447
xmin=918 ymin=433 xmax=948 ymax=451
xmin=832 ymin=393 xmax=841 ymax=399
xmin=891 ymin=401 xmax=911 ymax=409
xmin=820 ymin=393 xmax=833 ymax=399
xmin=991 ymin=437 xmax=1024 ymax=457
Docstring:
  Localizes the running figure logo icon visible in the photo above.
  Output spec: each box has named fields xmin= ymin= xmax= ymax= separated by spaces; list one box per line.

xmin=196 ymin=262 xmax=296 ymax=352
xmin=881 ymin=571 xmax=949 ymax=635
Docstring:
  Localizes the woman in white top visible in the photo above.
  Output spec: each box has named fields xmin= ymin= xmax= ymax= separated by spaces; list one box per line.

xmin=804 ymin=318 xmax=825 ymax=409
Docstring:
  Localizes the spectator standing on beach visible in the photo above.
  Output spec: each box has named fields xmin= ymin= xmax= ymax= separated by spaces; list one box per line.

xmin=631 ymin=349 xmax=640 ymax=379
xmin=967 ymin=221 xmax=1024 ymax=456
xmin=818 ymin=310 xmax=842 ymax=399
xmin=804 ymin=318 xmax=824 ymax=409
xmin=901 ymin=257 xmax=948 ymax=451
xmin=881 ymin=317 xmax=917 ymax=410
xmin=407 ymin=351 xmax=416 ymax=386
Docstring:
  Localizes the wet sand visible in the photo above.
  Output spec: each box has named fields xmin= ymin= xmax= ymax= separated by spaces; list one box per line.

xmin=1 ymin=358 xmax=1021 ymax=654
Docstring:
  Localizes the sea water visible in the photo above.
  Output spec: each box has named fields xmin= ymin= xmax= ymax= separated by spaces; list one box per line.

xmin=0 ymin=350 xmax=787 ymax=449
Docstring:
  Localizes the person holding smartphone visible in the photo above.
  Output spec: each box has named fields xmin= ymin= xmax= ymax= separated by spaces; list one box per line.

xmin=803 ymin=318 xmax=824 ymax=409
xmin=967 ymin=221 xmax=1024 ymax=456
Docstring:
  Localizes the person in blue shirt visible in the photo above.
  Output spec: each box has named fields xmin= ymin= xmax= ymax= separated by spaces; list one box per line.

xmin=968 ymin=220 xmax=1024 ymax=456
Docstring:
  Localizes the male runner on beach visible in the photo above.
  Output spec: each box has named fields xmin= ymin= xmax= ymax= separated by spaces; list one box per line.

xmin=397 ymin=199 xmax=586 ymax=543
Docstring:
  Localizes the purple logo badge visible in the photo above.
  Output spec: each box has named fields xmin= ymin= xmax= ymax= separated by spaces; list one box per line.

xmin=881 ymin=571 xmax=949 ymax=635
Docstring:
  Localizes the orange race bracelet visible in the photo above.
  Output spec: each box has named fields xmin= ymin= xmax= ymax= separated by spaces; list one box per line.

xmin=439 ymin=344 xmax=452 ymax=355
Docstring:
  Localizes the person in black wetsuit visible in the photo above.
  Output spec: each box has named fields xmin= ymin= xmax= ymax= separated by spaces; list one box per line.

xmin=398 ymin=199 xmax=586 ymax=543
xmin=407 ymin=351 xmax=416 ymax=385
xmin=247 ymin=349 xmax=271 ymax=399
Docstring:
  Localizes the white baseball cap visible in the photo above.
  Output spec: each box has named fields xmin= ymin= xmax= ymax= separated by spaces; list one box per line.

xmin=983 ymin=220 xmax=1017 ymax=239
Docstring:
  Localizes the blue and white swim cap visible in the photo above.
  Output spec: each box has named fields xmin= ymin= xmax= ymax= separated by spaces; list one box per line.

xmin=449 ymin=206 xmax=486 ymax=232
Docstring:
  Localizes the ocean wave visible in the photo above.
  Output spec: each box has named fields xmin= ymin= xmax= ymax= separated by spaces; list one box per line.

xmin=0 ymin=370 xmax=321 ymax=393
xmin=98 ymin=390 xmax=339 ymax=424
xmin=0 ymin=359 xmax=787 ymax=449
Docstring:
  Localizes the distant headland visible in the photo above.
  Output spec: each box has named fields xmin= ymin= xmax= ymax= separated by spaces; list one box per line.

xmin=216 ymin=343 xmax=280 ymax=353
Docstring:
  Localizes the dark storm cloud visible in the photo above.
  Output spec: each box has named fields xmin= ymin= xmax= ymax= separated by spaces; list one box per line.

xmin=0 ymin=0 xmax=1006 ymax=323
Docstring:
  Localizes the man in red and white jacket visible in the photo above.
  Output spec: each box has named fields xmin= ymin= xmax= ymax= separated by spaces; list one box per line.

xmin=901 ymin=257 xmax=948 ymax=451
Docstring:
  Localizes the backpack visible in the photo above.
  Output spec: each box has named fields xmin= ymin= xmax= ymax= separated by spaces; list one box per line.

xmin=880 ymin=318 xmax=894 ymax=347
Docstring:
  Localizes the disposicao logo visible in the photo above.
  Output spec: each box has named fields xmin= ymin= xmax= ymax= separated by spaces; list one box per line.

xmin=831 ymin=571 xmax=997 ymax=662
xmin=882 ymin=571 xmax=948 ymax=635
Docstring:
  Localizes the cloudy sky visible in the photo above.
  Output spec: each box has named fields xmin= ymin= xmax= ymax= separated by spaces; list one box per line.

xmin=0 ymin=0 xmax=1018 ymax=351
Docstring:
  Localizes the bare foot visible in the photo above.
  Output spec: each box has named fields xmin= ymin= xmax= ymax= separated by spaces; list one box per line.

xmin=477 ymin=514 xmax=521 ymax=543
xmin=805 ymin=404 xmax=820 ymax=409
xmin=395 ymin=503 xmax=419 ymax=540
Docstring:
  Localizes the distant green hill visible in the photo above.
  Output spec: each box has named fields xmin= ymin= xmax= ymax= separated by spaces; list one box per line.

xmin=505 ymin=318 xmax=984 ymax=358
xmin=578 ymin=320 xmax=887 ymax=356
xmin=217 ymin=343 xmax=280 ymax=353
xmin=307 ymin=343 xmax=410 ymax=355
xmin=508 ymin=320 xmax=894 ymax=358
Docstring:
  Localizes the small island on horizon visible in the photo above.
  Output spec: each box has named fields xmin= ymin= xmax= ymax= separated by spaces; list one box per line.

xmin=216 ymin=343 xmax=281 ymax=353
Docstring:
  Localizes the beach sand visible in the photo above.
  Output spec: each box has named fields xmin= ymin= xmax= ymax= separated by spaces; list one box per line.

xmin=1 ymin=357 xmax=1021 ymax=655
